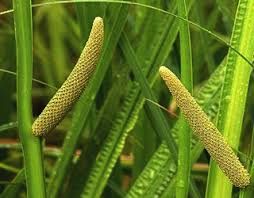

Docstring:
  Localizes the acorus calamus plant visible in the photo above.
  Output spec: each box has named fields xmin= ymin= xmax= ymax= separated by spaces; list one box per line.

xmin=159 ymin=66 xmax=250 ymax=188
xmin=32 ymin=17 xmax=104 ymax=136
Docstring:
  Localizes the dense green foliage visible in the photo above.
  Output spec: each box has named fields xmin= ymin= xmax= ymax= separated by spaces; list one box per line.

xmin=0 ymin=0 xmax=254 ymax=197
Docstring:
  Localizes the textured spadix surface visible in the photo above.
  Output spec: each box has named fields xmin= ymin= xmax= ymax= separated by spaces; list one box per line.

xmin=32 ymin=17 xmax=104 ymax=136
xmin=159 ymin=66 xmax=250 ymax=187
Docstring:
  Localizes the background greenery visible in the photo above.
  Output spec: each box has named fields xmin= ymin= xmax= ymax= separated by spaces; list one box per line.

xmin=0 ymin=0 xmax=254 ymax=197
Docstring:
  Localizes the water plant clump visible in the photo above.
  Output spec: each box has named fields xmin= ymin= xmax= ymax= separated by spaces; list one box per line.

xmin=1 ymin=0 xmax=254 ymax=197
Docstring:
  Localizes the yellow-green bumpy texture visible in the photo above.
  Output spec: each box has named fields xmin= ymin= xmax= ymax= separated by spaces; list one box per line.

xmin=159 ymin=66 xmax=250 ymax=188
xmin=32 ymin=17 xmax=104 ymax=136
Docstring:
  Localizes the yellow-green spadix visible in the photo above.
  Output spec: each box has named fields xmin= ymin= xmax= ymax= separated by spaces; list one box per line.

xmin=32 ymin=17 xmax=104 ymax=136
xmin=159 ymin=66 xmax=250 ymax=188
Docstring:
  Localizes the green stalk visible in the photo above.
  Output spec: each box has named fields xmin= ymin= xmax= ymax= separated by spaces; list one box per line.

xmin=206 ymin=0 xmax=254 ymax=197
xmin=13 ymin=0 xmax=46 ymax=197
xmin=176 ymin=0 xmax=193 ymax=197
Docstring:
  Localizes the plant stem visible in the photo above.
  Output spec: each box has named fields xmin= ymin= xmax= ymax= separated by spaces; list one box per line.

xmin=13 ymin=0 xmax=46 ymax=197
xmin=176 ymin=0 xmax=193 ymax=197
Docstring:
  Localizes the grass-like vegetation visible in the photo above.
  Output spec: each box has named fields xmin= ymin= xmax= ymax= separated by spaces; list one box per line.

xmin=0 ymin=0 xmax=254 ymax=197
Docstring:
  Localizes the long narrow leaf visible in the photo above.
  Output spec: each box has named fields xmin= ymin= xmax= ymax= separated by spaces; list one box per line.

xmin=0 ymin=169 xmax=25 ymax=198
xmin=176 ymin=0 xmax=193 ymax=196
xmin=206 ymin=0 xmax=254 ymax=196
xmin=120 ymin=32 xmax=178 ymax=160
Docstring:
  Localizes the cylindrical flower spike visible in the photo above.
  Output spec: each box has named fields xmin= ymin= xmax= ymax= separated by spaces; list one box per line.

xmin=159 ymin=66 xmax=250 ymax=188
xmin=32 ymin=17 xmax=104 ymax=136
